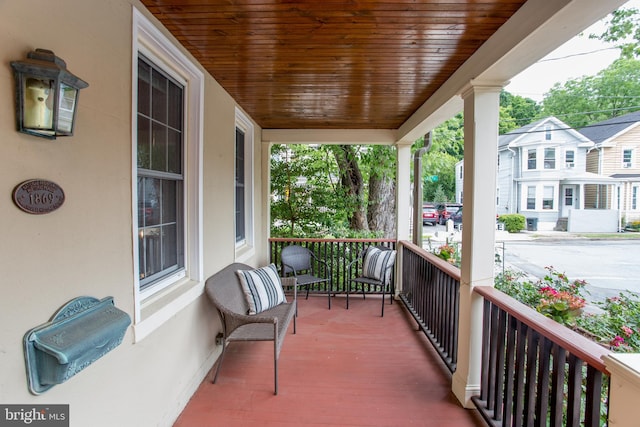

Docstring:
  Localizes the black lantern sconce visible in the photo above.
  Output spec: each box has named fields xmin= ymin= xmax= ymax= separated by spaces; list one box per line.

xmin=11 ymin=49 xmax=88 ymax=139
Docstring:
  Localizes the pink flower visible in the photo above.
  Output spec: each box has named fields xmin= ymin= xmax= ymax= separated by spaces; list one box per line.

xmin=611 ymin=336 xmax=625 ymax=347
xmin=622 ymin=326 xmax=634 ymax=337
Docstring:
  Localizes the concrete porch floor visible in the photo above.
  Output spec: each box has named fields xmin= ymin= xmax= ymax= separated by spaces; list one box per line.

xmin=174 ymin=293 xmax=485 ymax=427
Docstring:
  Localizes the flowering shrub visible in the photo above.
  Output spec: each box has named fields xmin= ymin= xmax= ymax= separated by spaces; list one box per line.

xmin=536 ymin=286 xmax=586 ymax=325
xmin=436 ymin=244 xmax=454 ymax=260
xmin=576 ymin=292 xmax=640 ymax=352
xmin=496 ymin=267 xmax=640 ymax=352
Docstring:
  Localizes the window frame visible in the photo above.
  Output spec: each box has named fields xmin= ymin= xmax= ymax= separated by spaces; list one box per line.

xmin=542 ymin=186 xmax=555 ymax=210
xmin=136 ymin=55 xmax=186 ymax=292
xmin=234 ymin=107 xmax=255 ymax=261
xmin=623 ymin=149 xmax=633 ymax=168
xmin=527 ymin=149 xmax=537 ymax=170
xmin=526 ymin=186 xmax=536 ymax=210
xmin=132 ymin=8 xmax=204 ymax=340
xmin=544 ymin=148 xmax=556 ymax=169
xmin=565 ymin=150 xmax=575 ymax=168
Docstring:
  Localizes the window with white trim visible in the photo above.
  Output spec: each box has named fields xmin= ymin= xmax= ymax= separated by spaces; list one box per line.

xmin=623 ymin=149 xmax=633 ymax=168
xmin=544 ymin=148 xmax=555 ymax=169
xmin=545 ymin=125 xmax=552 ymax=141
xmin=527 ymin=149 xmax=536 ymax=170
xmin=542 ymin=186 xmax=554 ymax=210
xmin=133 ymin=9 xmax=203 ymax=333
xmin=526 ymin=186 xmax=536 ymax=210
xmin=565 ymin=150 xmax=575 ymax=168
xmin=235 ymin=108 xmax=254 ymax=258
xmin=137 ymin=55 xmax=185 ymax=291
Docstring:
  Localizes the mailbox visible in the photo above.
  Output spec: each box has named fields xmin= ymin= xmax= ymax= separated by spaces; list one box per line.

xmin=24 ymin=296 xmax=131 ymax=395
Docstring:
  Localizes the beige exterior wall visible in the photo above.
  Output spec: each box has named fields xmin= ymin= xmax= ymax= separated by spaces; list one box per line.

xmin=0 ymin=1 xmax=264 ymax=426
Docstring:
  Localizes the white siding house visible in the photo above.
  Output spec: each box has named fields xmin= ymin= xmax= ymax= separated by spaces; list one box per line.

xmin=457 ymin=117 xmax=619 ymax=231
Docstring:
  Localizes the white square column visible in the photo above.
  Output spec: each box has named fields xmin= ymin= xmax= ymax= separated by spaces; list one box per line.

xmin=452 ymin=82 xmax=502 ymax=407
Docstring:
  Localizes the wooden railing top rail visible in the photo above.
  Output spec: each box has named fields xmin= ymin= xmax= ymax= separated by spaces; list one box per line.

xmin=269 ymin=237 xmax=396 ymax=244
xmin=399 ymin=240 xmax=461 ymax=281
xmin=474 ymin=285 xmax=611 ymax=374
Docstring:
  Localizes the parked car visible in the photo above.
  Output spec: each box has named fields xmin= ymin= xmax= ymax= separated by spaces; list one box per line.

xmin=450 ymin=207 xmax=463 ymax=229
xmin=422 ymin=205 xmax=438 ymax=226
xmin=435 ymin=202 xmax=462 ymax=225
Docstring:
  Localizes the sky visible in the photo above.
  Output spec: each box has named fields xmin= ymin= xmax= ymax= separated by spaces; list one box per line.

xmin=505 ymin=0 xmax=639 ymax=101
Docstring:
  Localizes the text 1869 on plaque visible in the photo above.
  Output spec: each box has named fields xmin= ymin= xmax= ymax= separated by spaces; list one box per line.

xmin=13 ymin=179 xmax=65 ymax=214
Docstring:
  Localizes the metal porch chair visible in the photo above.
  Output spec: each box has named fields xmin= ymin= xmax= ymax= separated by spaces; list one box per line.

xmin=280 ymin=245 xmax=332 ymax=310
xmin=346 ymin=245 xmax=396 ymax=316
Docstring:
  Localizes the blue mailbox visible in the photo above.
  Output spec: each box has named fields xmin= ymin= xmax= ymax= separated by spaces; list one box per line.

xmin=24 ymin=296 xmax=131 ymax=395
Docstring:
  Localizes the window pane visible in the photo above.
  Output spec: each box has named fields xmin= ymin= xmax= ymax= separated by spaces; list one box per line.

xmin=138 ymin=61 xmax=151 ymax=116
xmin=162 ymin=224 xmax=178 ymax=269
xmin=140 ymin=177 xmax=161 ymax=226
xmin=152 ymin=121 xmax=167 ymax=172
xmin=162 ymin=180 xmax=177 ymax=223
xmin=167 ymin=128 xmax=181 ymax=174
xmin=168 ymin=81 xmax=182 ymax=129
xmin=151 ymin=71 xmax=167 ymax=123
xmin=543 ymin=186 xmax=554 ymax=209
xmin=527 ymin=187 xmax=536 ymax=209
xmin=527 ymin=150 xmax=536 ymax=170
xmin=137 ymin=116 xmax=151 ymax=169
xmin=235 ymin=128 xmax=246 ymax=243
xmin=544 ymin=148 xmax=555 ymax=169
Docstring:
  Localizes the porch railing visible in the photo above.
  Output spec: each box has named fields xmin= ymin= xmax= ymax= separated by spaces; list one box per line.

xmin=473 ymin=286 xmax=611 ymax=427
xmin=268 ymin=238 xmax=396 ymax=294
xmin=397 ymin=240 xmax=460 ymax=373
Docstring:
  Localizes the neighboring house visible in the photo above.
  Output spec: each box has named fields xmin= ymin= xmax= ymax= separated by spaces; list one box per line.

xmin=580 ymin=110 xmax=640 ymax=225
xmin=456 ymin=117 xmax=619 ymax=231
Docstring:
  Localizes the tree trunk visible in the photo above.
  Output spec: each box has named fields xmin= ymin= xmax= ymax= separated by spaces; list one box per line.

xmin=332 ymin=145 xmax=369 ymax=231
xmin=368 ymin=173 xmax=396 ymax=238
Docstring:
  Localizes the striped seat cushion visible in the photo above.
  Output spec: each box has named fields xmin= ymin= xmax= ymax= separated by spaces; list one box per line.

xmin=236 ymin=264 xmax=286 ymax=315
xmin=362 ymin=247 xmax=396 ymax=285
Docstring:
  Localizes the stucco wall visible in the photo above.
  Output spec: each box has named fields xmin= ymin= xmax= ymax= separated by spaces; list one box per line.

xmin=0 ymin=1 xmax=263 ymax=426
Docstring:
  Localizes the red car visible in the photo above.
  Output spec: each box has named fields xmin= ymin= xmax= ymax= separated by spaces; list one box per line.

xmin=422 ymin=205 xmax=438 ymax=226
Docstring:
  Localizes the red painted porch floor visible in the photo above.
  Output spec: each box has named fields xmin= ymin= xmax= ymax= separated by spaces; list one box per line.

xmin=174 ymin=294 xmax=485 ymax=427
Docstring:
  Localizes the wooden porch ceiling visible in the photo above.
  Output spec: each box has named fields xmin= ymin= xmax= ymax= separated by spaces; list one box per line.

xmin=141 ymin=0 xmax=526 ymax=130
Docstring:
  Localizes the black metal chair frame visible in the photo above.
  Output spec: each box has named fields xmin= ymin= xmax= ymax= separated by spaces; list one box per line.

xmin=280 ymin=245 xmax=332 ymax=310
xmin=346 ymin=245 xmax=396 ymax=316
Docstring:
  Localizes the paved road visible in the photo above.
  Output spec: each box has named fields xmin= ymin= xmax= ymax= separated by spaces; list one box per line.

xmin=501 ymin=239 xmax=640 ymax=303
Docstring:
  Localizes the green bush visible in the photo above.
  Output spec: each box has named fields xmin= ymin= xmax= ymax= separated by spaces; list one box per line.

xmin=498 ymin=214 xmax=525 ymax=233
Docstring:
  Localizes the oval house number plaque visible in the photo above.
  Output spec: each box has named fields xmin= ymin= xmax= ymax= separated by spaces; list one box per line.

xmin=13 ymin=179 xmax=65 ymax=214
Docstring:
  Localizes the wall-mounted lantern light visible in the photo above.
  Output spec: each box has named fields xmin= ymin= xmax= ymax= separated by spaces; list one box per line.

xmin=11 ymin=49 xmax=88 ymax=139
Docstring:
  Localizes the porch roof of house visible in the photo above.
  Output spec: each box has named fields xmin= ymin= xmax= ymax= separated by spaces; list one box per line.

xmin=141 ymin=0 xmax=625 ymax=144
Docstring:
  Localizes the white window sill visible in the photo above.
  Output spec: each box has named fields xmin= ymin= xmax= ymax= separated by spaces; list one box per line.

xmin=133 ymin=278 xmax=204 ymax=342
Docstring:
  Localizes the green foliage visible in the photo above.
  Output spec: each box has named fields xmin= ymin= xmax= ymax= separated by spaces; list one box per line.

xmin=270 ymin=144 xmax=350 ymax=237
xmin=577 ymin=291 xmax=640 ymax=351
xmin=591 ymin=6 xmax=640 ymax=59
xmin=500 ymin=91 xmax=542 ymax=130
xmin=626 ymin=221 xmax=640 ymax=231
xmin=496 ymin=267 xmax=640 ymax=352
xmin=498 ymin=214 xmax=525 ymax=233
xmin=496 ymin=267 xmax=587 ymax=327
xmin=542 ymin=58 xmax=640 ymax=128
xmin=432 ymin=185 xmax=448 ymax=204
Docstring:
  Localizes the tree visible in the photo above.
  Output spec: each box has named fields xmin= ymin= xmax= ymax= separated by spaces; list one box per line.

xmin=270 ymin=144 xmax=350 ymax=236
xmin=541 ymin=58 xmax=640 ymax=128
xmin=500 ymin=91 xmax=541 ymax=130
xmin=591 ymin=6 xmax=640 ymax=59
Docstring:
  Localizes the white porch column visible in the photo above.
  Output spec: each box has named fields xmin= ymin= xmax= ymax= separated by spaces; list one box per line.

xmin=395 ymin=142 xmax=412 ymax=296
xmin=396 ymin=142 xmax=412 ymax=243
xmin=452 ymin=82 xmax=502 ymax=407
